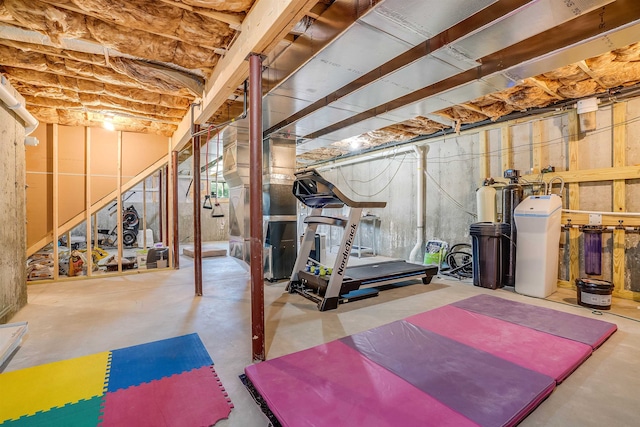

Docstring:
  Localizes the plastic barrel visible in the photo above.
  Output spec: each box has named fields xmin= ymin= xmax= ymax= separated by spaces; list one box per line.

xmin=470 ymin=222 xmax=511 ymax=289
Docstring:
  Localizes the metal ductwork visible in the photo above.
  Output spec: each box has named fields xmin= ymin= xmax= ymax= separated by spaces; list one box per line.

xmin=222 ymin=124 xmax=298 ymax=278
xmin=262 ymin=137 xmax=298 ymax=281
xmin=222 ymin=125 xmax=252 ymax=264
xmin=258 ymin=0 xmax=634 ymax=155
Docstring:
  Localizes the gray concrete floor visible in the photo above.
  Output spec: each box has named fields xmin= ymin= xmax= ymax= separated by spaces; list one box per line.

xmin=4 ymin=245 xmax=640 ymax=426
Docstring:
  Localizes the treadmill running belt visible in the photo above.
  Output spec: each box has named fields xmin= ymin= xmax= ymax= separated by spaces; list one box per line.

xmin=344 ymin=260 xmax=430 ymax=281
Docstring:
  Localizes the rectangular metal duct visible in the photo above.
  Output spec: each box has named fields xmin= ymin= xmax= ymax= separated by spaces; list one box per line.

xmin=262 ymin=137 xmax=297 ymax=280
xmin=222 ymin=125 xmax=251 ymax=264
xmin=265 ymin=0 xmax=616 ymax=148
xmin=221 ymin=125 xmax=299 ymax=274
xmin=313 ymin=19 xmax=640 ymax=147
xmin=291 ymin=0 xmax=620 ymax=145
xmin=450 ymin=0 xmax=616 ymax=61
xmin=263 ymin=0 xmax=497 ymax=131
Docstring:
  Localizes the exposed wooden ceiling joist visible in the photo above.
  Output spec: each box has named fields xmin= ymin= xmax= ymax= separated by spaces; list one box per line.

xmin=171 ymin=0 xmax=320 ymax=150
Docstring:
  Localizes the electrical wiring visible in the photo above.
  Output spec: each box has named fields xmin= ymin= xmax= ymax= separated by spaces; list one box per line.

xmin=425 ymin=170 xmax=477 ymax=219
xmin=337 ymin=153 xmax=409 ymax=197
xmin=342 ymin=150 xmax=404 ymax=183
xmin=424 ymin=113 xmax=640 ymax=167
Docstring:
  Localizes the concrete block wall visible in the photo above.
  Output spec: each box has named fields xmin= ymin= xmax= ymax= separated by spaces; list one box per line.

xmin=317 ymin=153 xmax=420 ymax=260
xmin=0 ymin=106 xmax=27 ymax=323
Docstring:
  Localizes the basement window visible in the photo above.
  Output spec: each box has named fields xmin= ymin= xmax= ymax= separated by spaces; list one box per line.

xmin=211 ymin=181 xmax=229 ymax=199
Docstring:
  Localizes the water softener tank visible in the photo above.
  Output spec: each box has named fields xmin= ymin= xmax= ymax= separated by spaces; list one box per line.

xmin=514 ymin=195 xmax=563 ymax=298
xmin=476 ymin=183 xmax=497 ymax=223
xmin=502 ymin=172 xmax=523 ymax=287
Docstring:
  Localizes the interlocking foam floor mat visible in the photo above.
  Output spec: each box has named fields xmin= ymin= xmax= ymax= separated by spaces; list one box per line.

xmin=0 ymin=333 xmax=233 ymax=427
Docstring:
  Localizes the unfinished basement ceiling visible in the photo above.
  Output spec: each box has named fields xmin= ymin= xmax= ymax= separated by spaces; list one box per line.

xmin=2 ymin=0 xmax=640 ymax=163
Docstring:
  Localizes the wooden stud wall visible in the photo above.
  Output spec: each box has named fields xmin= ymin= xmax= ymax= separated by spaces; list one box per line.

xmin=488 ymin=103 xmax=640 ymax=301
xmin=612 ymin=103 xmax=630 ymax=299
xmin=567 ymin=110 xmax=581 ymax=289
xmin=26 ymin=125 xmax=173 ymax=282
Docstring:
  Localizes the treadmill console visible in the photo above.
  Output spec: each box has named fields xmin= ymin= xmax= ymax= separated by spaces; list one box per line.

xmin=293 ymin=169 xmax=345 ymax=209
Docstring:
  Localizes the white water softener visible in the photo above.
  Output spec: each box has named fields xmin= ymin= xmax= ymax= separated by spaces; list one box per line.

xmin=514 ymin=195 xmax=563 ymax=298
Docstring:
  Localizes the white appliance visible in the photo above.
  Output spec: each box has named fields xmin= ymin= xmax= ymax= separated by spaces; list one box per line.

xmin=514 ymin=195 xmax=563 ymax=298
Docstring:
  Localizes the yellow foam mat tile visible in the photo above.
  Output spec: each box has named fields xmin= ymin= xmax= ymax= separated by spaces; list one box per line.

xmin=0 ymin=351 xmax=110 ymax=423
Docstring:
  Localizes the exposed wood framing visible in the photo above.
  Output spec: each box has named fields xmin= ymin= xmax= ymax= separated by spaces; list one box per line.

xmin=85 ymin=127 xmax=92 ymax=276
xmin=156 ymin=0 xmax=243 ymax=28
xmin=577 ymin=60 xmax=608 ymax=89
xmin=612 ymin=103 xmax=628 ymax=298
xmin=142 ymin=179 xmax=147 ymax=248
xmin=173 ymin=0 xmax=319 ymax=150
xmin=524 ymin=104 xmax=640 ymax=301
xmin=170 ymin=149 xmax=179 ymax=269
xmin=479 ymin=130 xmax=489 ymax=179
xmin=460 ymin=103 xmax=486 ymax=115
xmin=27 ymin=155 xmax=170 ymax=257
xmin=500 ymin=124 xmax=512 ymax=172
xmin=522 ymin=165 xmax=640 ymax=183
xmin=531 ymin=120 xmax=543 ymax=175
xmin=527 ymin=77 xmax=564 ymax=100
xmin=561 ymin=213 xmax=640 ymax=227
xmin=50 ymin=124 xmax=59 ymax=281
xmin=117 ymin=131 xmax=123 ymax=274
xmin=567 ymin=110 xmax=580 ymax=289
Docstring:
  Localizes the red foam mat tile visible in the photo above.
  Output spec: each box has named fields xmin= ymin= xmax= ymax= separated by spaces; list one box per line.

xmin=100 ymin=366 xmax=232 ymax=427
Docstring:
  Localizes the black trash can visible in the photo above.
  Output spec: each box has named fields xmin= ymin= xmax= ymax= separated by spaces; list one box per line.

xmin=470 ymin=222 xmax=511 ymax=289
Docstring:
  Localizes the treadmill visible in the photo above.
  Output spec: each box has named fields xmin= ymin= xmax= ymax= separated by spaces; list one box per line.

xmin=287 ymin=169 xmax=438 ymax=311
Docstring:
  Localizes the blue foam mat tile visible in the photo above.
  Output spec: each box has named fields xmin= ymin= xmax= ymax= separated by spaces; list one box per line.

xmin=106 ymin=333 xmax=213 ymax=392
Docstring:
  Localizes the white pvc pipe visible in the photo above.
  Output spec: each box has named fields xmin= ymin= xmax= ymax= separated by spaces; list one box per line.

xmin=0 ymin=75 xmax=38 ymax=135
xmin=409 ymin=145 xmax=428 ymax=263
xmin=316 ymin=144 xmax=419 ymax=171
xmin=563 ymin=209 xmax=640 ymax=217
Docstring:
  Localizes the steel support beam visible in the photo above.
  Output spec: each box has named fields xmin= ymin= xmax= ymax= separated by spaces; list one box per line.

xmin=193 ymin=125 xmax=203 ymax=296
xmin=249 ymin=54 xmax=265 ymax=362
xmin=171 ymin=150 xmax=180 ymax=269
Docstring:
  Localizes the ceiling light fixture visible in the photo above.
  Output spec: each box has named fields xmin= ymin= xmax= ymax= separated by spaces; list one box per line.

xmin=346 ymin=136 xmax=364 ymax=151
xmin=103 ymin=117 xmax=115 ymax=131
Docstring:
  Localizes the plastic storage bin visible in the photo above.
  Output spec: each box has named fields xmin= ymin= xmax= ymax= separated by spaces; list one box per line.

xmin=514 ymin=195 xmax=563 ymax=298
xmin=470 ymin=222 xmax=511 ymax=289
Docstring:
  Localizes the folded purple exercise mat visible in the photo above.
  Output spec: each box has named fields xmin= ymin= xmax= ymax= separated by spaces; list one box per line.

xmin=341 ymin=320 xmax=555 ymax=427
xmin=244 ymin=339 xmax=479 ymax=427
xmin=452 ymin=294 xmax=617 ymax=348
xmin=243 ymin=294 xmax=617 ymax=427
xmin=406 ymin=305 xmax=592 ymax=382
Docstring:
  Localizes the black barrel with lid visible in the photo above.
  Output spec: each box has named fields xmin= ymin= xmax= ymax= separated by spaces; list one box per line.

xmin=575 ymin=278 xmax=614 ymax=310
xmin=470 ymin=222 xmax=511 ymax=289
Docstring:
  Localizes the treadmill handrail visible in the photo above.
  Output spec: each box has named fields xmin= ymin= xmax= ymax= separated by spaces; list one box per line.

xmin=293 ymin=169 xmax=387 ymax=209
